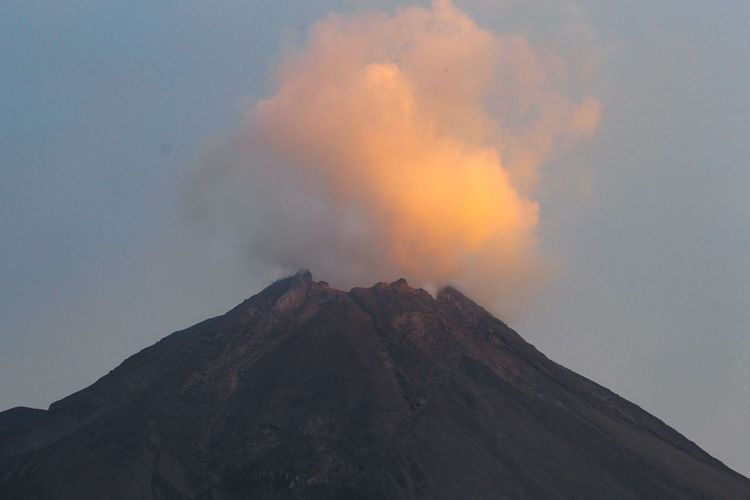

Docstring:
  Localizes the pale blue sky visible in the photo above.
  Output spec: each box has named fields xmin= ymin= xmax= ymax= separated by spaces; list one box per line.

xmin=2 ymin=0 xmax=749 ymax=475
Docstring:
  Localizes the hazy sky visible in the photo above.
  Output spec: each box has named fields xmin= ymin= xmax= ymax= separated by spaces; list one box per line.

xmin=2 ymin=0 xmax=749 ymax=476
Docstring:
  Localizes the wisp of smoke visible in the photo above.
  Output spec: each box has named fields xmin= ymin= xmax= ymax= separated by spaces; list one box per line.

xmin=190 ymin=0 xmax=599 ymax=314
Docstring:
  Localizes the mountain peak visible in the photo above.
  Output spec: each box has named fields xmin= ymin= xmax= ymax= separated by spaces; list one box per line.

xmin=1 ymin=273 xmax=748 ymax=499
xmin=291 ymin=268 xmax=313 ymax=283
xmin=273 ymin=268 xmax=315 ymax=295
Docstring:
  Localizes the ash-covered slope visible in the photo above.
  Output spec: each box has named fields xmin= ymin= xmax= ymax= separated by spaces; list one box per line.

xmin=1 ymin=271 xmax=748 ymax=499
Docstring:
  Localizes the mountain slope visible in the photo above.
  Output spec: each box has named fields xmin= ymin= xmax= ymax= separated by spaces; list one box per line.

xmin=1 ymin=271 xmax=748 ymax=499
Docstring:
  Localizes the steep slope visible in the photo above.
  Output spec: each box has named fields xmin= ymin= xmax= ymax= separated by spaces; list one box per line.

xmin=1 ymin=271 xmax=748 ymax=499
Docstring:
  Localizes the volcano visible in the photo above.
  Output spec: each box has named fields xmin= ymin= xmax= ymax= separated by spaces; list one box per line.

xmin=1 ymin=271 xmax=748 ymax=499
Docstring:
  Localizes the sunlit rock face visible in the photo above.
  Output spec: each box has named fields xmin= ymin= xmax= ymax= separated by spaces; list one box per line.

xmin=1 ymin=272 xmax=749 ymax=499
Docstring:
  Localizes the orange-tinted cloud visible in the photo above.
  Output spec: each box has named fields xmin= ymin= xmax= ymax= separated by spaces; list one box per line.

xmin=194 ymin=0 xmax=599 ymax=313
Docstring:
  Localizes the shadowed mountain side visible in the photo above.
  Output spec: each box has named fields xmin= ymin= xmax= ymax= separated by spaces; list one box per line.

xmin=1 ymin=271 xmax=748 ymax=499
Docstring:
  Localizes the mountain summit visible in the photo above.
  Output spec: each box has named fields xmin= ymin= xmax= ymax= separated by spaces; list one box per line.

xmin=1 ymin=272 xmax=748 ymax=499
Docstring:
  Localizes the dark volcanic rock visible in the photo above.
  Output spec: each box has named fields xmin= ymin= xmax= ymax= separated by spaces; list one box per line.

xmin=0 ymin=407 xmax=46 ymax=444
xmin=1 ymin=271 xmax=748 ymax=499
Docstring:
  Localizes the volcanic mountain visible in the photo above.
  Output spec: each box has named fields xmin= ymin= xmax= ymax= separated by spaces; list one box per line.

xmin=1 ymin=271 xmax=748 ymax=499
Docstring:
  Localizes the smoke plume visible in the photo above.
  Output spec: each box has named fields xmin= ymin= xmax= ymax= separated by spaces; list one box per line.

xmin=191 ymin=0 xmax=599 ymax=313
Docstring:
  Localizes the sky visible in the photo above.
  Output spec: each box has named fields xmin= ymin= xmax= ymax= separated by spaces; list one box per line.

xmin=2 ymin=0 xmax=749 ymax=476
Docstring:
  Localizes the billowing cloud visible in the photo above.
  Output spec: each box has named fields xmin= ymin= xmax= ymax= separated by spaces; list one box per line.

xmin=190 ymin=0 xmax=599 ymax=314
